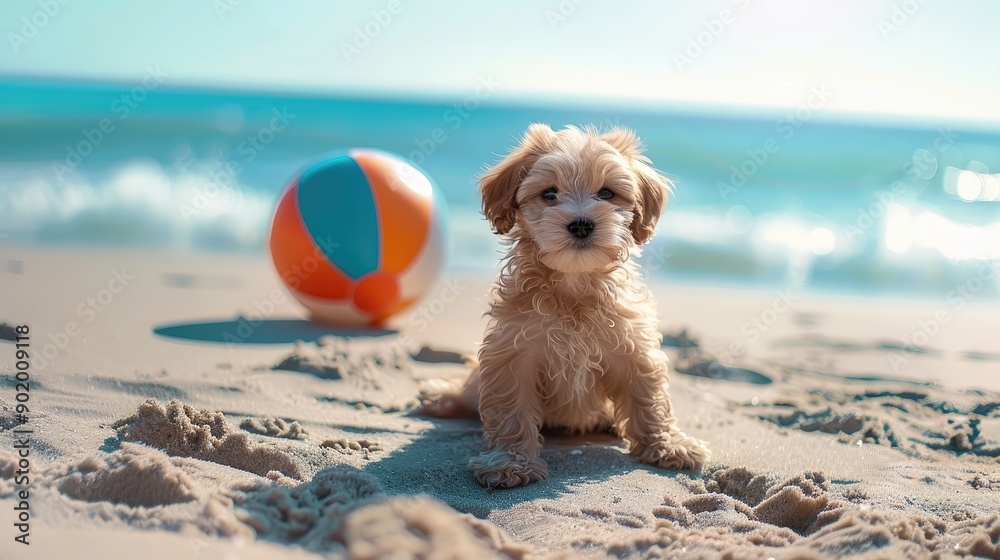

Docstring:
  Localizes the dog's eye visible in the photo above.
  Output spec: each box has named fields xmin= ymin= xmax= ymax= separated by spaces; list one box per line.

xmin=596 ymin=188 xmax=615 ymax=200
xmin=542 ymin=187 xmax=558 ymax=201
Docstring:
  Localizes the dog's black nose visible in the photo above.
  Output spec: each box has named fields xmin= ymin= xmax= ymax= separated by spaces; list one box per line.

xmin=567 ymin=218 xmax=595 ymax=239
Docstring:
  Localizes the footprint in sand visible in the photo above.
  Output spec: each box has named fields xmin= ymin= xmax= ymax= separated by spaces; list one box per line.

xmin=680 ymin=467 xmax=830 ymax=532
xmin=0 ymin=322 xmax=20 ymax=341
xmin=410 ymin=345 xmax=466 ymax=364
xmin=962 ymin=350 xmax=1000 ymax=362
xmin=273 ymin=338 xmax=421 ymax=412
xmin=661 ymin=329 xmax=772 ymax=385
xmin=674 ymin=358 xmax=772 ymax=385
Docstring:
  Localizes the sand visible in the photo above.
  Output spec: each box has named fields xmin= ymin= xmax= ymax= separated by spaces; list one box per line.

xmin=1 ymin=245 xmax=998 ymax=558
xmin=114 ymin=398 xmax=304 ymax=479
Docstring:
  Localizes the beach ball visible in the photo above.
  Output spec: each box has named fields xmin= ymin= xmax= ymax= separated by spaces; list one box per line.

xmin=269 ymin=149 xmax=447 ymax=326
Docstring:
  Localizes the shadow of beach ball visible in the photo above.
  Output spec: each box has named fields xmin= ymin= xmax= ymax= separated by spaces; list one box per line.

xmin=269 ymin=149 xmax=448 ymax=326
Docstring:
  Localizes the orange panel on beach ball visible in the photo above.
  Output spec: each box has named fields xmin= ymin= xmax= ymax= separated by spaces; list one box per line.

xmin=268 ymin=181 xmax=351 ymax=299
xmin=353 ymin=150 xmax=434 ymax=274
xmin=353 ymin=271 xmax=399 ymax=313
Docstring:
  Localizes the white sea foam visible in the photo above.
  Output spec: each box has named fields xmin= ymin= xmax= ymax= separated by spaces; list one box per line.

xmin=0 ymin=158 xmax=276 ymax=251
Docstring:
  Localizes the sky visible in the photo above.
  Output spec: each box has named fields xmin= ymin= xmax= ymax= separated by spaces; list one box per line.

xmin=2 ymin=0 xmax=1000 ymax=125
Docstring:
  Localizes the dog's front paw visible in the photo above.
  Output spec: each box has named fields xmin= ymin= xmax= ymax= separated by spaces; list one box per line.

xmin=469 ymin=450 xmax=548 ymax=489
xmin=632 ymin=431 xmax=709 ymax=472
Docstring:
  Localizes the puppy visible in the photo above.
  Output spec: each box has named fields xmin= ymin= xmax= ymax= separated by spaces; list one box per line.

xmin=422 ymin=124 xmax=709 ymax=489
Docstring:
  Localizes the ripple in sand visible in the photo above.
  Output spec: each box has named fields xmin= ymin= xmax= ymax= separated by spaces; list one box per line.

xmin=239 ymin=417 xmax=309 ymax=440
xmin=750 ymin=386 xmax=1000 ymax=458
xmin=592 ymin=466 xmax=1000 ymax=558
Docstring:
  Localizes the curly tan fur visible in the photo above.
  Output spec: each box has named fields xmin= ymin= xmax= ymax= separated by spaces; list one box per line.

xmin=422 ymin=124 xmax=709 ymax=489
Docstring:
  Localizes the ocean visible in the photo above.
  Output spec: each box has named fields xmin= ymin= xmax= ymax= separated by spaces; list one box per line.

xmin=2 ymin=77 xmax=999 ymax=299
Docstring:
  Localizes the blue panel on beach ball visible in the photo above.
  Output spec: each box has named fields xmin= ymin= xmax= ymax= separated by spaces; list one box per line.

xmin=296 ymin=156 xmax=379 ymax=279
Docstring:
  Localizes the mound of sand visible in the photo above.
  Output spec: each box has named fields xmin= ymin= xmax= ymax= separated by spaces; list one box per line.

xmin=58 ymin=443 xmax=200 ymax=507
xmin=237 ymin=466 xmax=532 ymax=559
xmin=240 ymin=417 xmax=309 ymax=440
xmin=115 ymin=399 xmax=301 ymax=479
xmin=87 ymin=398 xmax=532 ymax=557
xmin=340 ymin=496 xmax=533 ymax=560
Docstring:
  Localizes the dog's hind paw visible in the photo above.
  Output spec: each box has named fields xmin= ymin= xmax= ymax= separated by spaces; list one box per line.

xmin=470 ymin=450 xmax=548 ymax=489
xmin=417 ymin=379 xmax=475 ymax=418
xmin=420 ymin=395 xmax=469 ymax=418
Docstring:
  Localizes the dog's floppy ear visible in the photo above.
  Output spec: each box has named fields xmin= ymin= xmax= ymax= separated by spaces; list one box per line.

xmin=480 ymin=123 xmax=555 ymax=235
xmin=602 ymin=127 xmax=672 ymax=245
xmin=630 ymin=159 xmax=671 ymax=245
